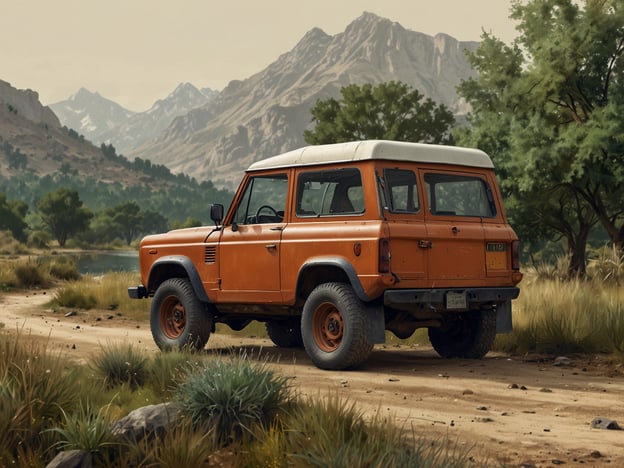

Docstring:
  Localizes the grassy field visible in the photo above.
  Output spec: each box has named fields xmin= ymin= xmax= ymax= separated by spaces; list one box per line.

xmin=0 ymin=334 xmax=478 ymax=466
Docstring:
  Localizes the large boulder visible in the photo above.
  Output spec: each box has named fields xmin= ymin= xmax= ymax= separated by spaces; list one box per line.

xmin=110 ymin=401 xmax=184 ymax=442
xmin=45 ymin=450 xmax=92 ymax=468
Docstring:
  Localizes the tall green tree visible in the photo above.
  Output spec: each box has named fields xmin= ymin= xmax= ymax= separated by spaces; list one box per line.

xmin=37 ymin=188 xmax=93 ymax=247
xmin=0 ymin=192 xmax=28 ymax=242
xmin=109 ymin=201 xmax=144 ymax=245
xmin=304 ymin=81 xmax=455 ymax=145
xmin=456 ymin=0 xmax=624 ymax=275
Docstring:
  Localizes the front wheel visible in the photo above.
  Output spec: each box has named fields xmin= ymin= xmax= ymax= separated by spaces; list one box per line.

xmin=150 ymin=278 xmax=212 ymax=351
xmin=301 ymin=283 xmax=372 ymax=370
xmin=428 ymin=308 xmax=496 ymax=359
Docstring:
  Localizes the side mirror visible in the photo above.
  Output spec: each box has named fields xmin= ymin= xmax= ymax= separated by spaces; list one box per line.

xmin=210 ymin=204 xmax=224 ymax=226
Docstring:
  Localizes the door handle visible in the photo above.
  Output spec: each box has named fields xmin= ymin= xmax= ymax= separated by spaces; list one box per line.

xmin=418 ymin=240 xmax=432 ymax=249
xmin=265 ymin=244 xmax=277 ymax=250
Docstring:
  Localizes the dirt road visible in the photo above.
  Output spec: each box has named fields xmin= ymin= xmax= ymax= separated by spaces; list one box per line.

xmin=2 ymin=290 xmax=623 ymax=466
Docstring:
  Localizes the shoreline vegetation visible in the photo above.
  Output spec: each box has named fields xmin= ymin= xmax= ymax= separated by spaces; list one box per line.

xmin=1 ymin=235 xmax=623 ymax=465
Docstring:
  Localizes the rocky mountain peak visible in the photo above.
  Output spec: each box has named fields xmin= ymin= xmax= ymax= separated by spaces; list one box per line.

xmin=0 ymin=79 xmax=60 ymax=128
xmin=70 ymin=87 xmax=101 ymax=102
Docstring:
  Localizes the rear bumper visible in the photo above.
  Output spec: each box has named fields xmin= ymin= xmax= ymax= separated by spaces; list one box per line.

xmin=384 ymin=287 xmax=520 ymax=310
xmin=128 ymin=285 xmax=148 ymax=299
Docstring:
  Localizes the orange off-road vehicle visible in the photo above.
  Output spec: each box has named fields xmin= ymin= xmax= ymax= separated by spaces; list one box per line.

xmin=129 ymin=140 xmax=522 ymax=370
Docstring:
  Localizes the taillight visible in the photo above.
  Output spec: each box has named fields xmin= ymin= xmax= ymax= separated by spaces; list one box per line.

xmin=511 ymin=240 xmax=520 ymax=270
xmin=379 ymin=238 xmax=390 ymax=273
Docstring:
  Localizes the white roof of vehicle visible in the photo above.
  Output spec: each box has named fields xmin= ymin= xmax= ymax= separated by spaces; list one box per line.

xmin=247 ymin=140 xmax=494 ymax=171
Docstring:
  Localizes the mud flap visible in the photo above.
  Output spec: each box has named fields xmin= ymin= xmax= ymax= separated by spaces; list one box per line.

xmin=496 ymin=300 xmax=513 ymax=333
xmin=363 ymin=302 xmax=386 ymax=344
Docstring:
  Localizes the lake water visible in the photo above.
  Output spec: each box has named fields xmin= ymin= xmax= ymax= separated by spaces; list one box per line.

xmin=72 ymin=251 xmax=139 ymax=274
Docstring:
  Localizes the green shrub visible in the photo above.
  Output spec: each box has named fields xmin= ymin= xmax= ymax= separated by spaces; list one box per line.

xmin=51 ymin=285 xmax=97 ymax=309
xmin=48 ymin=401 xmax=119 ymax=456
xmin=176 ymin=357 xmax=292 ymax=445
xmin=27 ymin=230 xmax=52 ymax=249
xmin=147 ymin=350 xmax=193 ymax=397
xmin=604 ymin=304 xmax=624 ymax=356
xmin=14 ymin=261 xmax=48 ymax=288
xmin=91 ymin=343 xmax=148 ymax=389
xmin=588 ymin=245 xmax=624 ymax=285
xmin=47 ymin=257 xmax=80 ymax=281
xmin=140 ymin=420 xmax=217 ymax=467
xmin=0 ymin=333 xmax=77 ymax=462
xmin=0 ymin=230 xmax=28 ymax=255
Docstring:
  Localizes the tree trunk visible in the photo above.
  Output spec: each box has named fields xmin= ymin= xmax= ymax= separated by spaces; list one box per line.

xmin=567 ymin=233 xmax=588 ymax=278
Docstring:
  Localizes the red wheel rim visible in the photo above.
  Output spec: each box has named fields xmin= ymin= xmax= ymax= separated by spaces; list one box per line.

xmin=160 ymin=295 xmax=186 ymax=339
xmin=312 ymin=302 xmax=344 ymax=352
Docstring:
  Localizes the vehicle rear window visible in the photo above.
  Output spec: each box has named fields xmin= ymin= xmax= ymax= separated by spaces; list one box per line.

xmin=424 ymin=173 xmax=497 ymax=218
xmin=296 ymin=168 xmax=364 ymax=217
xmin=384 ymin=168 xmax=420 ymax=213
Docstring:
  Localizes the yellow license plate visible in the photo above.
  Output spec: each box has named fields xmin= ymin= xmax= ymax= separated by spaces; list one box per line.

xmin=486 ymin=243 xmax=507 ymax=270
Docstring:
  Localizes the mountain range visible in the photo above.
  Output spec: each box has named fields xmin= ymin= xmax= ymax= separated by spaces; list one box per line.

xmin=0 ymin=79 xmax=147 ymax=186
xmin=18 ymin=12 xmax=479 ymax=189
xmin=50 ymin=84 xmax=218 ymax=155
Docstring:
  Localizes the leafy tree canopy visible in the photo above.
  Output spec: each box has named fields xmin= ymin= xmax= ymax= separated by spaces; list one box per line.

xmin=0 ymin=192 xmax=28 ymax=242
xmin=304 ymin=81 xmax=455 ymax=145
xmin=37 ymin=188 xmax=93 ymax=247
xmin=456 ymin=0 xmax=624 ymax=275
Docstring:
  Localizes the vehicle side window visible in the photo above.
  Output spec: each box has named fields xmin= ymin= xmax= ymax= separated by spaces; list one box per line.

xmin=424 ymin=173 xmax=497 ymax=218
xmin=233 ymin=174 xmax=288 ymax=224
xmin=296 ymin=168 xmax=364 ymax=217
xmin=384 ymin=168 xmax=420 ymax=213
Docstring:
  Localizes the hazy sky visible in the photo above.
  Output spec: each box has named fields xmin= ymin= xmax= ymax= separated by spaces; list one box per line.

xmin=2 ymin=1 xmax=519 ymax=112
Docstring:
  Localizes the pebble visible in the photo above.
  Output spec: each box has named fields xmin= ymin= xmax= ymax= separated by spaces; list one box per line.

xmin=554 ymin=356 xmax=572 ymax=366
xmin=591 ymin=417 xmax=621 ymax=430
xmin=508 ymin=383 xmax=528 ymax=390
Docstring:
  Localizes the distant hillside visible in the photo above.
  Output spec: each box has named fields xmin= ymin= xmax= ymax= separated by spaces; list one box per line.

xmin=0 ymin=79 xmax=144 ymax=185
xmin=51 ymin=83 xmax=218 ymax=155
xmin=0 ymin=79 xmax=233 ymax=223
xmin=128 ymin=12 xmax=479 ymax=187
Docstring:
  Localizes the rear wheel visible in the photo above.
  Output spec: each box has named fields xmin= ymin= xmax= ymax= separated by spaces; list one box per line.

xmin=150 ymin=278 xmax=212 ymax=351
xmin=301 ymin=282 xmax=372 ymax=370
xmin=266 ymin=318 xmax=303 ymax=348
xmin=428 ymin=308 xmax=496 ymax=359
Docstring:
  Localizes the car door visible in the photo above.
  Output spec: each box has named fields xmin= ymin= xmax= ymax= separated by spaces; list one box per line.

xmin=217 ymin=173 xmax=289 ymax=303
xmin=422 ymin=169 xmax=494 ymax=286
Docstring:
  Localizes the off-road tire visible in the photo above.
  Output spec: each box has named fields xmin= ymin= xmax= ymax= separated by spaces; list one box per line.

xmin=428 ymin=308 xmax=496 ymax=359
xmin=150 ymin=278 xmax=212 ymax=351
xmin=266 ymin=318 xmax=304 ymax=348
xmin=301 ymin=282 xmax=373 ymax=370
